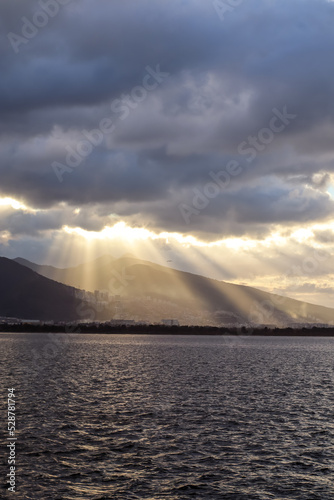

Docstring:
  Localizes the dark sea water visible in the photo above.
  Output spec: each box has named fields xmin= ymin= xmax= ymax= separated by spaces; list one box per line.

xmin=1 ymin=333 xmax=334 ymax=499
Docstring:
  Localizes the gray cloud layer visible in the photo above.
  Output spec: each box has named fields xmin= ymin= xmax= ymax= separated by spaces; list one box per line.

xmin=1 ymin=0 xmax=334 ymax=240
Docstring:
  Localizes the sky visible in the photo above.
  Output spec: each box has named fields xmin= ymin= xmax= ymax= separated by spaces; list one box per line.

xmin=0 ymin=0 xmax=334 ymax=308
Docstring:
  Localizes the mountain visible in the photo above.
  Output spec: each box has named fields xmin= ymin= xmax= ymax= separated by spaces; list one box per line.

xmin=14 ymin=255 xmax=116 ymax=290
xmin=0 ymin=257 xmax=93 ymax=322
xmin=14 ymin=255 xmax=334 ymax=326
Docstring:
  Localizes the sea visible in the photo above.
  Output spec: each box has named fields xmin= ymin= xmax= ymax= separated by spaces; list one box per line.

xmin=1 ymin=333 xmax=334 ymax=499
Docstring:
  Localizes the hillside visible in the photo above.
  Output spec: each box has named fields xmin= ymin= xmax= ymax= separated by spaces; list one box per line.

xmin=14 ymin=255 xmax=334 ymax=326
xmin=0 ymin=257 xmax=92 ymax=321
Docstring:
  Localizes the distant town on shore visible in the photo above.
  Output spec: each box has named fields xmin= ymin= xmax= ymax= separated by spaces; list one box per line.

xmin=1 ymin=320 xmax=334 ymax=337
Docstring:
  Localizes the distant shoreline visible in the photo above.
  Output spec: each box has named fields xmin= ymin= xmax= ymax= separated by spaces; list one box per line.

xmin=1 ymin=323 xmax=334 ymax=336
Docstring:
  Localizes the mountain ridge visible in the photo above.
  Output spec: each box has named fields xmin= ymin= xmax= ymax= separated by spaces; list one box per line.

xmin=0 ymin=257 xmax=92 ymax=321
xmin=12 ymin=254 xmax=334 ymax=326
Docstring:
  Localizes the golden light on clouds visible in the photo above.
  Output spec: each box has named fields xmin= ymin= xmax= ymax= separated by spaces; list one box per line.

xmin=1 ymin=196 xmax=332 ymax=307
xmin=62 ymin=219 xmax=334 ymax=251
xmin=63 ymin=222 xmax=263 ymax=251
xmin=63 ymin=222 xmax=208 ymax=247
xmin=56 ymin=217 xmax=334 ymax=309
xmin=0 ymin=197 xmax=35 ymax=212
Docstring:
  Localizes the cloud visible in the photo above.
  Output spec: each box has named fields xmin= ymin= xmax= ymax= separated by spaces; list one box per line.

xmin=313 ymin=229 xmax=334 ymax=244
xmin=0 ymin=0 xmax=334 ymax=253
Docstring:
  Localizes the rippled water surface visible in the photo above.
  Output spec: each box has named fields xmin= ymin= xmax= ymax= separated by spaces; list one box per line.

xmin=1 ymin=333 xmax=334 ymax=499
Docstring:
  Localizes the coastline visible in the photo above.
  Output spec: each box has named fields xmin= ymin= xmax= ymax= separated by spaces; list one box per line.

xmin=1 ymin=323 xmax=334 ymax=336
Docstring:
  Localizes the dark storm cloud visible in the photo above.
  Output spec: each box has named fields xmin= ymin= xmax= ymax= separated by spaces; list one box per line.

xmin=1 ymin=0 xmax=334 ymax=238
xmin=0 ymin=203 xmax=118 ymax=273
xmin=113 ymin=180 xmax=334 ymax=239
xmin=0 ymin=204 xmax=112 ymax=236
